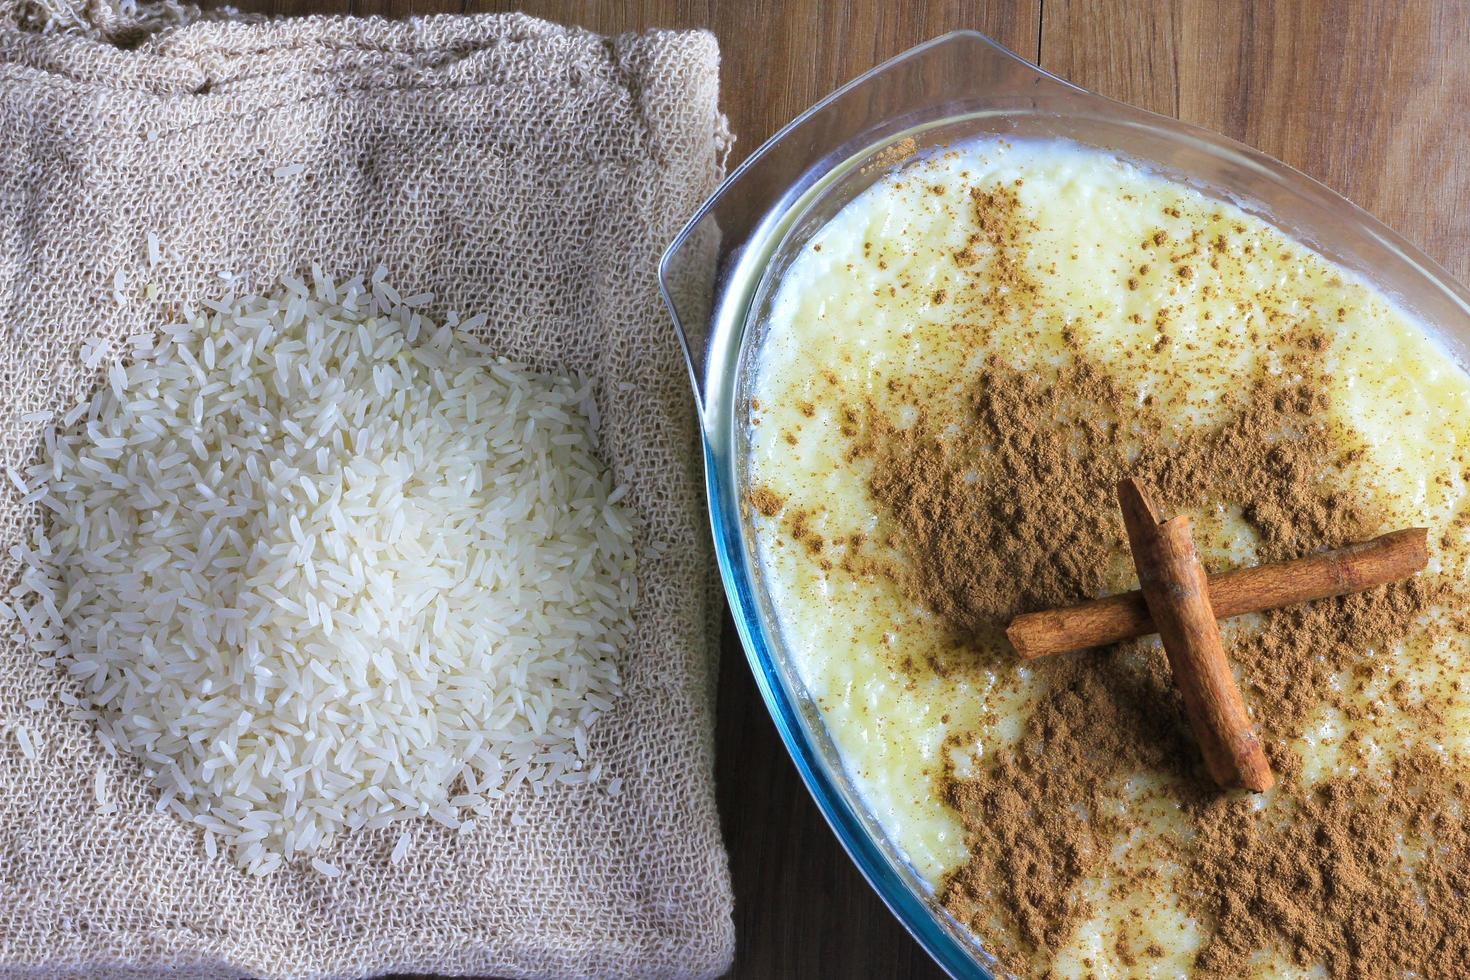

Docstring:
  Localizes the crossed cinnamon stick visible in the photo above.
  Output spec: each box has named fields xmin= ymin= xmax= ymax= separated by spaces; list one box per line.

xmin=1008 ymin=478 xmax=1428 ymax=792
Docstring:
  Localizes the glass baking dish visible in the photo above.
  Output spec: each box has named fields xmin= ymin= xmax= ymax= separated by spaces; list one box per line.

xmin=658 ymin=30 xmax=1470 ymax=978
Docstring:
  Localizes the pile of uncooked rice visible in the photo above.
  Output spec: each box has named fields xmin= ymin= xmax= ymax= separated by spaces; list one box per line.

xmin=4 ymin=268 xmax=637 ymax=875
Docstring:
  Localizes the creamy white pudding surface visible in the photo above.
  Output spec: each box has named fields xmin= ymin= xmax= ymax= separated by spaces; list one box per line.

xmin=744 ymin=137 xmax=1470 ymax=978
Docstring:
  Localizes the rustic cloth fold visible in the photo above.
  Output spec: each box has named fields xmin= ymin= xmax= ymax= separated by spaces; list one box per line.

xmin=0 ymin=11 xmax=733 ymax=978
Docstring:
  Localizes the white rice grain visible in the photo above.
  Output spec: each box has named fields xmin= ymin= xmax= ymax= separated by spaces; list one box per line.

xmin=9 ymin=271 xmax=634 ymax=874
xmin=310 ymin=857 xmax=341 ymax=877
xmin=14 ymin=724 xmax=35 ymax=760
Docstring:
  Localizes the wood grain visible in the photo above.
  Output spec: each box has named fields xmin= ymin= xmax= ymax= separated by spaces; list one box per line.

xmin=203 ymin=0 xmax=1470 ymax=974
xmin=1042 ymin=0 xmax=1470 ymax=281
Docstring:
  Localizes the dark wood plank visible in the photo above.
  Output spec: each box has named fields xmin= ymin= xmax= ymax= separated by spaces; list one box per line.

xmin=1041 ymin=0 xmax=1470 ymax=281
xmin=704 ymin=0 xmax=1041 ymax=167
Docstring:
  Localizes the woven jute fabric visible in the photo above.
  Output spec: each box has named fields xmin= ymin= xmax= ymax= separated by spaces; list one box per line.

xmin=0 ymin=10 xmax=733 ymax=978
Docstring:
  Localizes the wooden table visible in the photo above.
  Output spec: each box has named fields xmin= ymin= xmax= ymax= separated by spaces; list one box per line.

xmin=227 ymin=1 xmax=1470 ymax=974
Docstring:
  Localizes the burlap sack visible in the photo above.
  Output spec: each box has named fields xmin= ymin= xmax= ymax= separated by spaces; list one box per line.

xmin=0 ymin=11 xmax=734 ymax=978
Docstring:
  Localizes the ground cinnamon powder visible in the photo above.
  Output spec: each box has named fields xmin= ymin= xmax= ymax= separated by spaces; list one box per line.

xmin=818 ymin=353 xmax=1460 ymax=975
xmin=754 ymin=174 xmax=1469 ymax=976
xmin=1188 ymin=750 xmax=1470 ymax=977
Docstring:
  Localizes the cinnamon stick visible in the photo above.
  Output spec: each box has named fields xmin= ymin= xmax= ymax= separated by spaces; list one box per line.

xmin=1008 ymin=527 xmax=1428 ymax=660
xmin=1116 ymin=478 xmax=1274 ymax=792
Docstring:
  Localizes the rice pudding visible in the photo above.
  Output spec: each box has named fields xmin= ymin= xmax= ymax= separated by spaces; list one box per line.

xmin=745 ymin=138 xmax=1470 ymax=977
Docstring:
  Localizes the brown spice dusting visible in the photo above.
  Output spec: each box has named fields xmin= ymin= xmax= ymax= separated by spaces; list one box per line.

xmin=785 ymin=508 xmax=824 ymax=555
xmin=790 ymin=348 xmax=1459 ymax=975
xmin=941 ymin=647 xmax=1190 ymax=961
xmin=951 ymin=186 xmax=1039 ymax=317
xmin=860 ymin=355 xmax=1380 ymax=636
xmin=751 ymin=162 xmax=1468 ymax=976
xmin=864 ymin=135 xmax=919 ymax=173
xmin=1189 ymin=751 xmax=1470 ymax=978
xmin=747 ymin=485 xmax=784 ymax=518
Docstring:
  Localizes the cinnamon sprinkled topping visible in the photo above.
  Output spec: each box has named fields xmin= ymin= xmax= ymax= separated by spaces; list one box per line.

xmin=747 ymin=485 xmax=784 ymax=518
xmin=1190 ymin=750 xmax=1470 ymax=977
xmin=780 ymin=346 xmax=1461 ymax=973
xmin=750 ymin=166 xmax=1470 ymax=975
xmin=952 ymin=186 xmax=1039 ymax=316
xmin=852 ymin=351 xmax=1457 ymax=972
